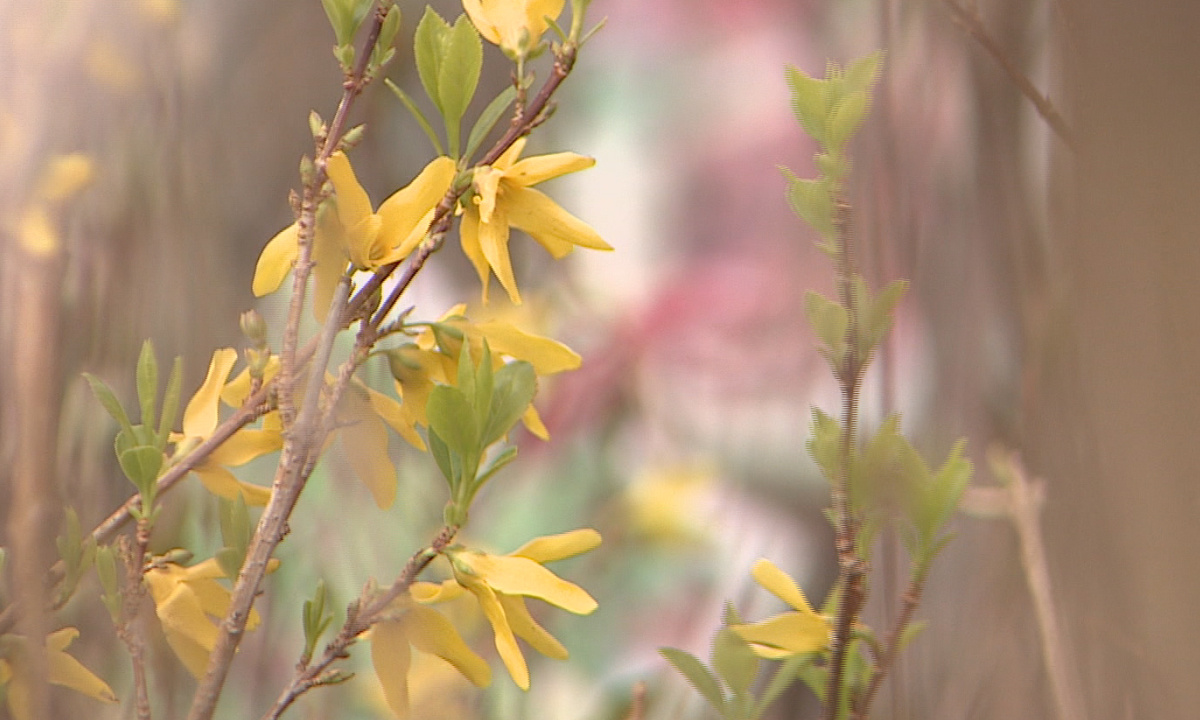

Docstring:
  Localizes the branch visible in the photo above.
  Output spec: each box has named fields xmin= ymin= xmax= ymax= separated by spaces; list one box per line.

xmin=852 ymin=574 xmax=926 ymax=719
xmin=940 ymin=0 xmax=1077 ymax=152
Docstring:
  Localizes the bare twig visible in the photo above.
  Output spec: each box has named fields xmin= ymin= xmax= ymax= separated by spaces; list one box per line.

xmin=853 ymin=575 xmax=926 ymax=719
xmin=115 ymin=535 xmax=152 ymax=720
xmin=939 ymin=0 xmax=1077 ymax=152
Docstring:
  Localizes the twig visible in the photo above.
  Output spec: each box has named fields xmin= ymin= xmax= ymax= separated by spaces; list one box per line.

xmin=115 ymin=535 xmax=152 ymax=720
xmin=939 ymin=0 xmax=1077 ymax=152
xmin=853 ymin=575 xmax=926 ymax=719
xmin=260 ymin=526 xmax=457 ymax=720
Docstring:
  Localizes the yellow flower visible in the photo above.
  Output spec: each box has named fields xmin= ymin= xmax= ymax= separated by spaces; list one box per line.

xmin=373 ymin=304 xmax=581 ymax=446
xmin=371 ymin=594 xmax=491 ymax=719
xmin=463 ymin=0 xmax=564 ymax=58
xmin=447 ymin=529 xmax=600 ymax=689
xmin=0 ymin=628 xmax=117 ymax=720
xmin=144 ymin=557 xmax=272 ymax=678
xmin=730 ymin=559 xmax=832 ymax=658
xmin=461 ymin=138 xmax=611 ymax=304
xmin=177 ymin=348 xmax=281 ymax=506
xmin=253 ymin=153 xmax=456 ymax=318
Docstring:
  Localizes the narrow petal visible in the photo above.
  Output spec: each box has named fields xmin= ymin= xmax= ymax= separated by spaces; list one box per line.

xmin=730 ymin=613 xmax=831 ymax=655
xmin=192 ymin=464 xmax=272 ymax=506
xmin=495 ymin=137 xmax=527 ymax=171
xmin=366 ymin=385 xmax=427 ymax=451
xmin=461 ymin=553 xmax=597 ymax=614
xmin=390 ymin=205 xmax=439 ymax=262
xmin=45 ymin=639 xmax=118 ymax=703
xmin=521 ymin=405 xmax=550 ymax=441
xmin=183 ymin=349 xmax=238 ymax=438
xmin=472 ymin=320 xmax=582 ymax=374
xmin=377 ymin=156 xmax=456 ymax=251
xmin=473 ymin=166 xmax=505 ymax=224
xmin=145 ymin=571 xmax=219 ymax=677
xmin=459 ymin=209 xmax=494 ymax=303
xmin=402 ymin=606 xmax=491 ymax=687
xmin=326 ymin=152 xmax=374 ymax=227
xmin=205 ymin=428 xmax=282 ymax=467
xmin=497 ymin=594 xmax=568 ymax=660
xmin=252 ymin=223 xmax=299 ymax=297
xmin=464 ymin=579 xmax=529 ymax=690
xmin=339 ymin=385 xmax=397 ymax=509
xmin=371 ymin=620 xmax=413 ymax=718
xmin=508 ymin=152 xmax=594 ymax=187
xmin=510 ymin=529 xmax=601 ymax=564
xmin=410 ymin=579 xmax=466 ymax=604
xmin=478 ymin=201 xmax=522 ymax=304
xmin=751 ymin=558 xmax=817 ymax=614
xmin=221 ymin=356 xmax=280 ymax=407
xmin=506 ymin=186 xmax=611 ymax=255
xmin=312 ymin=203 xmax=351 ymax=321
xmin=461 ymin=0 xmax=500 ymax=44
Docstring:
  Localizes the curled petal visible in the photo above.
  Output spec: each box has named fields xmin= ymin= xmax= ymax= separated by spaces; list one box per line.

xmin=378 ymin=156 xmax=457 ymax=258
xmin=471 ymin=320 xmax=581 ymax=374
xmin=510 ymin=529 xmax=601 ymax=564
xmin=182 ymin=349 xmax=238 ymax=439
xmin=751 ymin=558 xmax=817 ymax=614
xmin=402 ymin=606 xmax=491 ymax=687
xmin=411 ymin=579 xmax=466 ymax=604
xmin=44 ymin=629 xmax=117 ymax=704
xmin=326 ymin=152 xmax=374 ymax=227
xmin=252 ymin=223 xmax=299 ymax=297
xmin=506 ymin=186 xmax=611 ymax=255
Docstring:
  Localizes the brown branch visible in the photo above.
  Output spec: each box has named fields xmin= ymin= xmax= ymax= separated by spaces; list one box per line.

xmin=852 ymin=575 xmax=926 ymax=719
xmin=260 ymin=526 xmax=458 ymax=720
xmin=940 ymin=0 xmax=1077 ymax=152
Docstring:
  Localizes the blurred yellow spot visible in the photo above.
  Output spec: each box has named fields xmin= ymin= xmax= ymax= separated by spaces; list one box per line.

xmin=37 ymin=153 xmax=94 ymax=202
xmin=626 ymin=463 xmax=718 ymax=543
xmin=86 ymin=40 xmax=141 ymax=91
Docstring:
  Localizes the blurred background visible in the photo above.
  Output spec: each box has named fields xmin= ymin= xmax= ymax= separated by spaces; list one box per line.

xmin=2 ymin=0 xmax=1199 ymax=718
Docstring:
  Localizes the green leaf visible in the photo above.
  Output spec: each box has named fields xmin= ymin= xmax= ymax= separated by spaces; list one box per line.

xmin=428 ymin=426 xmax=456 ymax=487
xmin=844 ymin=51 xmax=883 ymax=98
xmin=215 ymin=547 xmax=243 ymax=583
xmin=804 ymin=290 xmax=848 ymax=366
xmin=807 ymin=408 xmax=843 ymax=484
xmin=385 ymin=79 xmax=445 ymax=156
xmin=464 ymin=85 xmax=517 ymax=162
xmin=95 ymin=545 xmax=121 ymax=623
xmin=481 ymin=361 xmax=536 ymax=447
xmin=157 ymin=356 xmax=183 ymax=452
xmin=752 ymin=655 xmax=805 ymax=720
xmin=712 ymin=626 xmax=759 ymax=700
xmin=660 ymin=647 xmax=727 ymax=715
xmin=136 ymin=340 xmax=158 ymax=428
xmin=473 ymin=445 xmax=517 ymax=492
xmin=438 ymin=15 xmax=483 ymax=158
xmin=84 ymin=373 xmax=135 ymax=439
xmin=864 ymin=279 xmax=908 ymax=352
xmin=321 ymin=0 xmax=352 ymax=46
xmin=426 ymin=385 xmax=480 ymax=463
xmin=851 ymin=414 xmax=905 ymax=513
xmin=795 ymin=656 xmax=828 ymax=703
xmin=371 ymin=5 xmax=403 ymax=68
xmin=118 ymin=444 xmax=162 ymax=497
xmin=303 ymin=580 xmax=333 ymax=657
xmin=219 ymin=494 xmax=251 ymax=557
xmin=414 ymin=7 xmax=452 ymax=115
xmin=784 ymin=65 xmax=827 ymax=145
xmin=928 ymin=439 xmax=972 ymax=533
xmin=782 ymin=168 xmax=835 ymax=238
xmin=475 ymin=340 xmax=495 ymax=428
xmin=827 ymin=90 xmax=870 ymax=153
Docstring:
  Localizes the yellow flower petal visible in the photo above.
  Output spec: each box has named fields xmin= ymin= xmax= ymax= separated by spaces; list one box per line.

xmin=521 ymin=405 xmax=549 ymax=440
xmin=464 ymin=578 xmax=529 ymax=690
xmin=510 ymin=528 xmax=601 ymax=563
xmin=206 ymin=428 xmax=282 ymax=467
xmin=366 ymin=385 xmax=427 ymax=452
xmin=751 ymin=558 xmax=817 ymax=614
xmin=471 ymin=320 xmax=581 ymax=374
xmin=339 ymin=383 xmax=398 ymax=509
xmin=221 ymin=356 xmax=280 ymax=407
xmin=183 ymin=349 xmax=238 ymax=439
xmin=402 ymin=606 xmax=491 ymax=687
xmin=459 ymin=207 xmax=494 ymax=303
xmin=145 ymin=567 xmax=221 ymax=677
xmin=372 ymin=620 xmax=414 ymax=718
xmin=506 ymin=185 xmax=611 ymax=255
xmin=312 ymin=201 xmax=351 ymax=321
xmin=192 ymin=464 xmax=272 ymax=506
xmin=458 ymin=553 xmax=597 ymax=615
xmin=37 ymin=154 xmax=94 ymax=202
xmin=730 ymin=612 xmax=831 ymax=655
xmin=326 ymin=152 xmax=374 ymax=228
xmin=497 ymin=594 xmax=567 ymax=660
xmin=508 ymin=152 xmax=594 ymax=187
xmin=411 ymin=579 xmax=467 ymax=604
xmin=252 ymin=222 xmax=299 ymax=296
xmin=377 ymin=156 xmax=457 ymax=261
xmin=477 ymin=200 xmax=522 ymax=304
xmin=44 ymin=629 xmax=117 ymax=704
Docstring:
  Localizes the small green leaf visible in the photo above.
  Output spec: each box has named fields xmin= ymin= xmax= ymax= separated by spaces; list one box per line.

xmin=84 ymin=373 xmax=134 ymax=437
xmin=785 ymin=65 xmax=827 ymax=145
xmin=782 ymin=168 xmax=835 ymax=238
xmin=827 ymin=90 xmax=870 ymax=153
xmin=807 ymin=408 xmax=843 ymax=485
xmin=215 ymin=547 xmax=243 ymax=583
xmin=753 ymin=655 xmax=805 ymax=719
xmin=118 ymin=444 xmax=162 ymax=497
xmin=712 ymin=626 xmax=759 ymax=700
xmin=464 ymin=85 xmax=517 ymax=162
xmin=475 ymin=340 xmax=495 ymax=428
xmin=414 ymin=7 xmax=452 ymax=115
xmin=795 ymin=657 xmax=828 ymax=703
xmin=804 ymin=290 xmax=849 ymax=366
xmin=157 ymin=356 xmax=183 ymax=452
xmin=371 ymin=5 xmax=403 ymax=68
xmin=438 ymin=15 xmax=483 ymax=158
xmin=428 ymin=426 xmax=456 ymax=487
xmin=426 ymin=385 xmax=479 ymax=462
xmin=385 ymin=79 xmax=445 ymax=156
xmin=844 ymin=51 xmax=883 ymax=98
xmin=95 ymin=545 xmax=121 ymax=623
xmin=136 ymin=340 xmax=158 ymax=428
xmin=481 ymin=361 xmax=536 ymax=447
xmin=864 ymin=279 xmax=907 ymax=351
xmin=321 ymin=0 xmax=352 ymax=46
xmin=660 ymin=647 xmax=727 ymax=715
xmin=219 ymin=494 xmax=251 ymax=558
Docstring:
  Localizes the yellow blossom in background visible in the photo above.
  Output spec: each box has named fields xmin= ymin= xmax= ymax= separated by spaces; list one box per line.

xmin=463 ymin=0 xmax=564 ymax=58
xmin=144 ymin=557 xmax=272 ymax=678
xmin=371 ymin=594 xmax=491 ymax=719
xmin=0 ymin=628 xmax=117 ymax=720
xmin=177 ymin=348 xmax=280 ymax=506
xmin=252 ymin=153 xmax=455 ymax=318
xmin=461 ymin=137 xmax=611 ymax=304
xmin=16 ymin=152 xmax=95 ymax=257
xmin=626 ymin=462 xmax=719 ymax=543
xmin=447 ymin=529 xmax=600 ymax=689
xmin=730 ymin=559 xmax=832 ymax=658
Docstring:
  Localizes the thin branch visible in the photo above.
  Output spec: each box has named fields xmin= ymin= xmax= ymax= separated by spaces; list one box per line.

xmin=260 ymin=526 xmax=457 ymax=720
xmin=853 ymin=575 xmax=926 ymax=719
xmin=940 ymin=0 xmax=1077 ymax=152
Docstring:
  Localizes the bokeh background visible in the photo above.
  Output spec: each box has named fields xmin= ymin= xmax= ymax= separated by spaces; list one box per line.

xmin=2 ymin=0 xmax=1199 ymax=718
